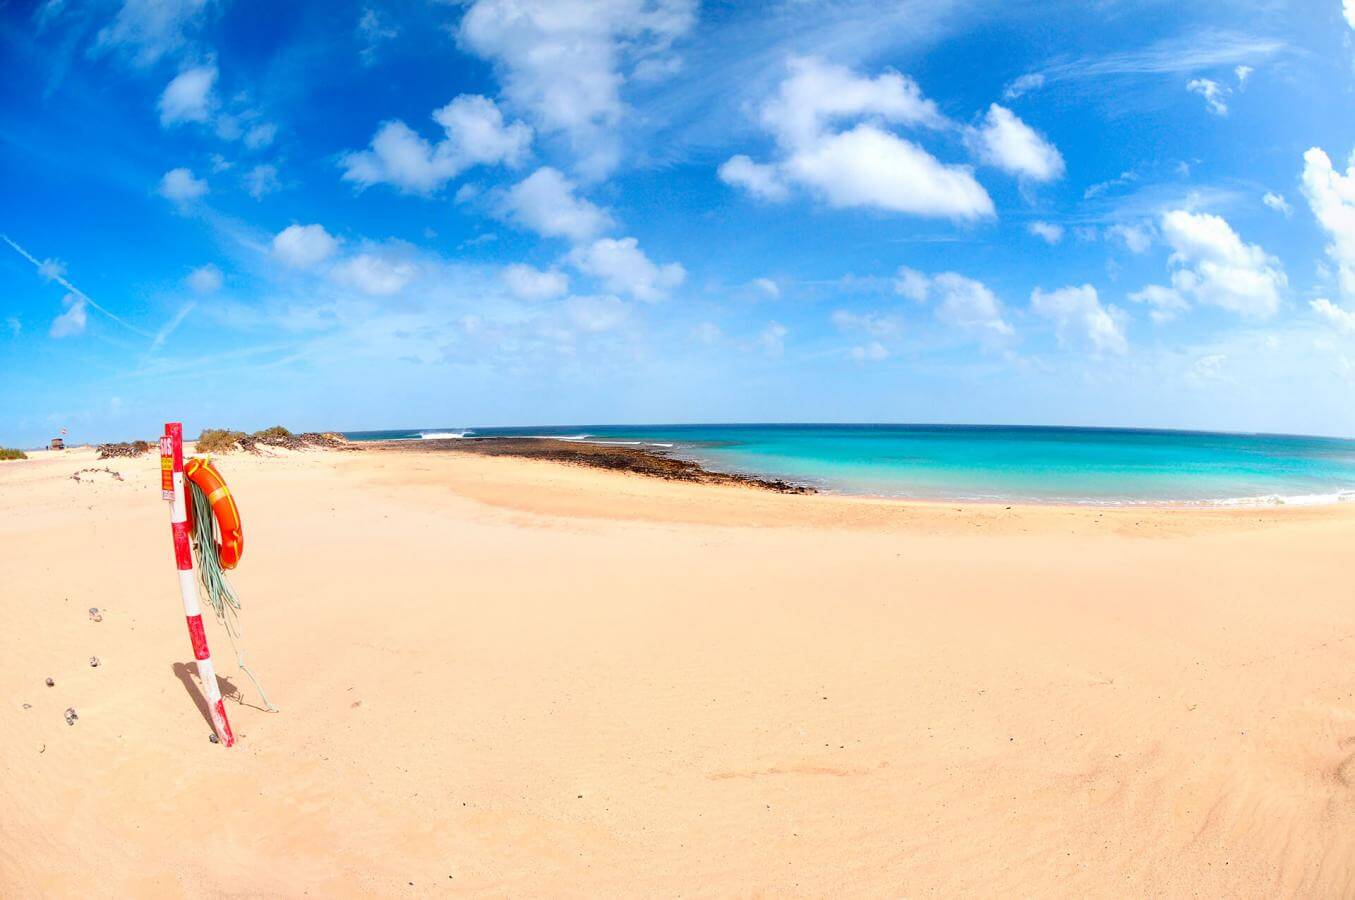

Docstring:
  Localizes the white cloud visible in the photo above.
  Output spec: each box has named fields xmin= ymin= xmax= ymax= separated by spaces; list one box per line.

xmin=832 ymin=309 xmax=901 ymax=337
xmin=331 ymin=253 xmax=417 ymax=296
xmin=434 ymin=95 xmax=533 ymax=168
xmin=785 ymin=124 xmax=994 ymax=219
xmin=186 ymin=263 xmax=222 ymax=294
xmin=1083 ymin=170 xmax=1137 ymax=200
xmin=569 ymin=236 xmax=684 ymax=301
xmin=244 ymin=163 xmax=280 ymax=199
xmin=1129 ymin=284 xmax=1189 ymax=324
xmin=158 ymin=167 xmax=207 ymax=201
xmin=1346 ymin=0 xmax=1355 ymax=28
xmin=1003 ymin=72 xmax=1044 ymax=100
xmin=503 ymin=263 xmax=569 ymax=300
xmin=933 ymin=273 xmax=1013 ymax=339
xmin=272 ymin=224 xmax=339 ymax=269
xmin=1190 ymin=353 xmax=1227 ymax=382
xmin=1262 ymin=191 xmax=1292 ymax=217
xmin=894 ymin=266 xmax=931 ymax=302
xmin=1300 ymin=147 xmax=1355 ymax=300
xmin=357 ymin=7 xmax=399 ymax=66
xmin=1108 ymin=222 xmax=1152 ymax=254
xmin=1028 ymin=221 xmax=1063 ymax=244
xmin=893 ymin=267 xmax=1011 ymax=339
xmin=1234 ymin=65 xmax=1253 ymax=87
xmin=95 ymin=0 xmax=210 ymax=66
xmin=499 ymin=167 xmax=614 ymax=242
xmin=893 ymin=270 xmax=1012 ymax=341
xmin=971 ymin=104 xmax=1064 ymax=182
xmin=1159 ymin=209 xmax=1286 ymax=318
xmin=1019 ymin=33 xmax=1282 ymax=89
xmin=158 ymin=64 xmax=216 ymax=126
xmin=341 ymin=95 xmax=531 ymax=194
xmin=37 ymin=258 xmax=66 ymax=281
xmin=1030 ymin=284 xmax=1128 ymax=354
xmin=759 ymin=56 xmax=945 ymax=148
xmin=753 ymin=277 xmax=780 ymax=297
xmin=849 ymin=341 xmax=888 ymax=362
xmin=1186 ymin=78 xmax=1229 ymax=116
xmin=722 ymin=57 xmax=993 ymax=221
xmin=717 ymin=155 xmax=788 ymax=201
xmin=50 ymin=293 xmax=87 ymax=338
xmin=244 ymin=122 xmax=277 ymax=150
xmin=565 ymin=294 xmax=629 ymax=332
xmin=457 ymin=0 xmax=696 ymax=177
xmin=1311 ymin=298 xmax=1355 ymax=335
xmin=757 ymin=321 xmax=788 ymax=356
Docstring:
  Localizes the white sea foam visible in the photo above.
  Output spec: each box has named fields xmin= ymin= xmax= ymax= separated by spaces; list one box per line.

xmin=420 ymin=430 xmax=473 ymax=439
xmin=1213 ymin=491 xmax=1355 ymax=508
xmin=538 ymin=436 xmax=677 ymax=449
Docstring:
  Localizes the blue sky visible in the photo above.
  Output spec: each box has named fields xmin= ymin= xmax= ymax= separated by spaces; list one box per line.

xmin=2 ymin=0 xmax=1354 ymax=446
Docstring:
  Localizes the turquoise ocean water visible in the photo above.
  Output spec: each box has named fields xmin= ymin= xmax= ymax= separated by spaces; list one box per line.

xmin=343 ymin=424 xmax=1355 ymax=506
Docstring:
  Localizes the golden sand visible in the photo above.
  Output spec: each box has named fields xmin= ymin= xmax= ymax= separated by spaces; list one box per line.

xmin=3 ymin=445 xmax=1354 ymax=895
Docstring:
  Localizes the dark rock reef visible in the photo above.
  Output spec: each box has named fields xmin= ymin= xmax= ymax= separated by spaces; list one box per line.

xmin=379 ymin=437 xmax=815 ymax=494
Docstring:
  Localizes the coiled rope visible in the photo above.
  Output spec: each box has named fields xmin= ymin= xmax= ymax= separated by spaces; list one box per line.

xmin=188 ymin=478 xmax=278 ymax=712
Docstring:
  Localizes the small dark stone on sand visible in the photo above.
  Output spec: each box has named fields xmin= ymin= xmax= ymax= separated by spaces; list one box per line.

xmin=208 ymin=733 xmax=219 ymax=744
xmin=45 ymin=677 xmax=54 ymax=687
xmin=65 ymin=708 xmax=77 ymax=725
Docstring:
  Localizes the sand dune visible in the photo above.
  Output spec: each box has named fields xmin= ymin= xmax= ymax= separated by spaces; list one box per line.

xmin=3 ymin=445 xmax=1354 ymax=896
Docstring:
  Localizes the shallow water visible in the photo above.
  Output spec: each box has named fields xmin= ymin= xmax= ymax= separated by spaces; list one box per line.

xmin=343 ymin=423 xmax=1355 ymax=505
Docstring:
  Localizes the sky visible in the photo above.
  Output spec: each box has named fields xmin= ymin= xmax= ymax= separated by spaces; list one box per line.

xmin=2 ymin=0 xmax=1355 ymax=447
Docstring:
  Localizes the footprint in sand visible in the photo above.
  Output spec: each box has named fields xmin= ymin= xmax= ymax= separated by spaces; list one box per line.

xmin=1333 ymin=737 xmax=1355 ymax=788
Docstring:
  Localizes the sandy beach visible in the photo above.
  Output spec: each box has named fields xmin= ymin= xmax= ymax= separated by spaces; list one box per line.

xmin=3 ymin=443 xmax=1355 ymax=896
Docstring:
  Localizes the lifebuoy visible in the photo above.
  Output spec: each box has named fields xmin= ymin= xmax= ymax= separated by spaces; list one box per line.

xmin=185 ymin=457 xmax=244 ymax=569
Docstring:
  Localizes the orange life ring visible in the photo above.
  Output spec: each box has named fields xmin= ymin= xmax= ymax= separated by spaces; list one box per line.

xmin=185 ymin=458 xmax=244 ymax=569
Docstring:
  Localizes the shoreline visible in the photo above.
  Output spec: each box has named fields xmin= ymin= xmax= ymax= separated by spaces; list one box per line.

xmin=348 ymin=435 xmax=1355 ymax=511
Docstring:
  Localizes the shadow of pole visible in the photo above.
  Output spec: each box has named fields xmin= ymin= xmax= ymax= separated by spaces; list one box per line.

xmin=171 ymin=662 xmax=247 ymax=731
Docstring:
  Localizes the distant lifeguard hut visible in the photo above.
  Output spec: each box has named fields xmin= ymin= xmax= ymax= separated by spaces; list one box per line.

xmin=49 ymin=437 xmax=65 ymax=450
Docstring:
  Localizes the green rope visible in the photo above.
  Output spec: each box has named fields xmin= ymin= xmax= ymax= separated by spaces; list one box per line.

xmin=188 ymin=477 xmax=278 ymax=712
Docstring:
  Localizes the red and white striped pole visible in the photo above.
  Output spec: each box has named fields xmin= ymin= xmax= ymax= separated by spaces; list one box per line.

xmin=162 ymin=422 xmax=235 ymax=747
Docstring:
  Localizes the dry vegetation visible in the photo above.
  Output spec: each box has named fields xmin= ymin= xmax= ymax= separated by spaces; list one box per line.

xmin=196 ymin=426 xmax=346 ymax=453
xmin=97 ymin=440 xmax=153 ymax=459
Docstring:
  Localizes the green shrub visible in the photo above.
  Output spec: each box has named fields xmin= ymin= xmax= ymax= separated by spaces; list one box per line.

xmin=196 ymin=428 xmax=246 ymax=453
xmin=251 ymin=425 xmax=293 ymax=440
xmin=0 ymin=447 xmax=28 ymax=460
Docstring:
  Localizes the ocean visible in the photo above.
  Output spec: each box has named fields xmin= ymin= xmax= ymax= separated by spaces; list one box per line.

xmin=342 ymin=424 xmax=1355 ymax=506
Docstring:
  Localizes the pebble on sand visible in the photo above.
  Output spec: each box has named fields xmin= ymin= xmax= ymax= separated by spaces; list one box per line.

xmin=64 ymin=708 xmax=77 ymax=726
xmin=45 ymin=677 xmax=54 ymax=687
xmin=89 ymin=657 xmax=99 ymax=668
xmin=89 ymin=607 xmax=102 ymax=622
